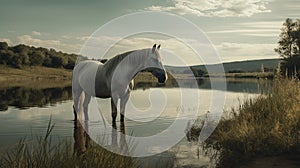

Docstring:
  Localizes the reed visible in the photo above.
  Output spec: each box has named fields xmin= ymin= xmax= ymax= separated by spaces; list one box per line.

xmin=0 ymin=118 xmax=139 ymax=168
xmin=205 ymin=77 xmax=300 ymax=167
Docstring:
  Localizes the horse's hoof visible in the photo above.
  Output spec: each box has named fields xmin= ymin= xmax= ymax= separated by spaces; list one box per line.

xmin=112 ymin=121 xmax=117 ymax=129
xmin=120 ymin=114 xmax=124 ymax=122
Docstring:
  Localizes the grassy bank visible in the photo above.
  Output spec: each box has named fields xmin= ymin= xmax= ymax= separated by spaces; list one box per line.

xmin=205 ymin=77 xmax=300 ymax=167
xmin=205 ymin=72 xmax=274 ymax=79
xmin=0 ymin=65 xmax=167 ymax=83
xmin=0 ymin=65 xmax=72 ymax=82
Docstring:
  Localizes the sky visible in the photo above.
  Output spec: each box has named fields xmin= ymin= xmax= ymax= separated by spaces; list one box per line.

xmin=0 ymin=0 xmax=300 ymax=64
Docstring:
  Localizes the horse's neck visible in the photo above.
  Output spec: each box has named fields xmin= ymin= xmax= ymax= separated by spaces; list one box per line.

xmin=110 ymin=51 xmax=146 ymax=84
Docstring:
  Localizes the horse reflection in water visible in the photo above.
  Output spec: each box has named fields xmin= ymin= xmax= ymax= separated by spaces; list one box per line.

xmin=111 ymin=122 xmax=128 ymax=155
xmin=73 ymin=120 xmax=129 ymax=155
xmin=73 ymin=120 xmax=90 ymax=155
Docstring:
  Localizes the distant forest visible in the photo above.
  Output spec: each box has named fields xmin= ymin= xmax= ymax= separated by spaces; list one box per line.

xmin=0 ymin=42 xmax=77 ymax=69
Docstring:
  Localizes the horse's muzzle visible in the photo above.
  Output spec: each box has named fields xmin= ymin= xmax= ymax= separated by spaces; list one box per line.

xmin=157 ymin=74 xmax=166 ymax=83
xmin=148 ymin=68 xmax=167 ymax=84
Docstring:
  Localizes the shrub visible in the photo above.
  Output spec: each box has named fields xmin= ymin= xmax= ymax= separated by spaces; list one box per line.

xmin=205 ymin=77 xmax=300 ymax=167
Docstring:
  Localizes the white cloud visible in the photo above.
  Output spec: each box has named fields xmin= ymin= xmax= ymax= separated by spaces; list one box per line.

xmin=145 ymin=0 xmax=272 ymax=17
xmin=207 ymin=29 xmax=279 ymax=34
xmin=244 ymin=33 xmax=279 ymax=37
xmin=109 ymin=37 xmax=280 ymax=64
xmin=78 ymin=35 xmax=207 ymax=65
xmin=18 ymin=35 xmax=60 ymax=46
xmin=32 ymin=31 xmax=42 ymax=36
xmin=206 ymin=21 xmax=282 ymax=37
xmin=207 ymin=28 xmax=280 ymax=38
xmin=16 ymin=35 xmax=82 ymax=54
xmin=76 ymin=36 xmax=91 ymax=41
xmin=0 ymin=38 xmax=13 ymax=45
xmin=216 ymin=42 xmax=278 ymax=61
xmin=238 ymin=21 xmax=283 ymax=29
xmin=80 ymin=35 xmax=279 ymax=65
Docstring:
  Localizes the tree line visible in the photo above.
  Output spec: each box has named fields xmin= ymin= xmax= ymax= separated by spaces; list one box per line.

xmin=275 ymin=18 xmax=300 ymax=78
xmin=0 ymin=86 xmax=72 ymax=111
xmin=0 ymin=42 xmax=77 ymax=69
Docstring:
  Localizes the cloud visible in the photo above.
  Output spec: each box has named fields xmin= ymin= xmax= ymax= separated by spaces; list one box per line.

xmin=79 ymin=35 xmax=279 ymax=65
xmin=109 ymin=37 xmax=280 ymax=64
xmin=244 ymin=33 xmax=279 ymax=37
xmin=207 ymin=29 xmax=279 ymax=34
xmin=18 ymin=35 xmax=60 ymax=46
xmin=206 ymin=21 xmax=282 ymax=37
xmin=0 ymin=38 xmax=13 ymax=45
xmin=32 ymin=31 xmax=42 ymax=36
xmin=238 ymin=21 xmax=283 ymax=29
xmin=216 ymin=42 xmax=278 ymax=61
xmin=80 ymin=35 xmax=222 ymax=65
xmin=16 ymin=35 xmax=82 ymax=54
xmin=145 ymin=0 xmax=272 ymax=17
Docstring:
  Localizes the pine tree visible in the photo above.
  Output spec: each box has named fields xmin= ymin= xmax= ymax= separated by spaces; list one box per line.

xmin=275 ymin=18 xmax=300 ymax=78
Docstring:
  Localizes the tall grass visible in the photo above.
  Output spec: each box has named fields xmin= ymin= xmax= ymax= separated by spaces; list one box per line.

xmin=205 ymin=77 xmax=300 ymax=167
xmin=0 ymin=119 xmax=138 ymax=168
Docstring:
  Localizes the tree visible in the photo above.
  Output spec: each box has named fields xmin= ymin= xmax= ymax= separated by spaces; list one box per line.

xmin=11 ymin=53 xmax=23 ymax=68
xmin=0 ymin=42 xmax=9 ymax=65
xmin=51 ymin=55 xmax=67 ymax=68
xmin=64 ymin=54 xmax=77 ymax=69
xmin=275 ymin=18 xmax=300 ymax=78
xmin=30 ymin=51 xmax=45 ymax=66
xmin=0 ymin=42 xmax=8 ymax=50
xmin=1 ymin=50 xmax=15 ymax=66
xmin=190 ymin=67 xmax=206 ymax=77
xmin=0 ymin=42 xmax=78 ymax=69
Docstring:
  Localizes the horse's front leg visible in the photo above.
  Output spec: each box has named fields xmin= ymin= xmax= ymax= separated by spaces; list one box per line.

xmin=120 ymin=92 xmax=130 ymax=123
xmin=111 ymin=95 xmax=118 ymax=123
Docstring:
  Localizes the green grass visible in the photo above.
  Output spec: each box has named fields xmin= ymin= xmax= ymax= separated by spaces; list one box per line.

xmin=205 ymin=77 xmax=300 ymax=167
xmin=0 ymin=65 xmax=72 ymax=82
xmin=0 ymin=65 xmax=72 ymax=89
xmin=204 ymin=72 xmax=274 ymax=79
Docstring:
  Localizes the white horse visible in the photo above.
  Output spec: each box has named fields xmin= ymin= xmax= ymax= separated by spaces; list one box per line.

xmin=72 ymin=44 xmax=167 ymax=123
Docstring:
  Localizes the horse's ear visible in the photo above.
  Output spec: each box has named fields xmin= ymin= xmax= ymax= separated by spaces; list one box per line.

xmin=152 ymin=44 xmax=156 ymax=53
xmin=157 ymin=44 xmax=161 ymax=50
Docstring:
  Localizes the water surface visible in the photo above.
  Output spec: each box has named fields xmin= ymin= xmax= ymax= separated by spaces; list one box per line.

xmin=0 ymin=78 xmax=270 ymax=167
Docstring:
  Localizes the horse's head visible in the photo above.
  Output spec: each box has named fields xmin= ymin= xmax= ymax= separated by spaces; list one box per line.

xmin=144 ymin=44 xmax=168 ymax=84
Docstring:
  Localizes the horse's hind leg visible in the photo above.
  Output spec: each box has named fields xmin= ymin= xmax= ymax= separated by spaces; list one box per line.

xmin=83 ymin=92 xmax=91 ymax=121
xmin=73 ymin=88 xmax=82 ymax=121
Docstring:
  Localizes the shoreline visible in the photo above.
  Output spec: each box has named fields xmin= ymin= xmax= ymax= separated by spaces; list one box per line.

xmin=0 ymin=65 xmax=72 ymax=89
xmin=0 ymin=65 xmax=72 ymax=81
xmin=0 ymin=65 xmax=273 ymax=87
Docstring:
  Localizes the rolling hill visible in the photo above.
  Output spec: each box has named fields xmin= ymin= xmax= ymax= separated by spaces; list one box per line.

xmin=166 ymin=58 xmax=280 ymax=74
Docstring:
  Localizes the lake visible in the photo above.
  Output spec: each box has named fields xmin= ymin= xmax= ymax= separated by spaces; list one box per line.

xmin=0 ymin=78 xmax=271 ymax=167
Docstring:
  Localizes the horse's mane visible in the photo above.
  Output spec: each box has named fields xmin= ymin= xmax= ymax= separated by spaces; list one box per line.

xmin=102 ymin=50 xmax=142 ymax=77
